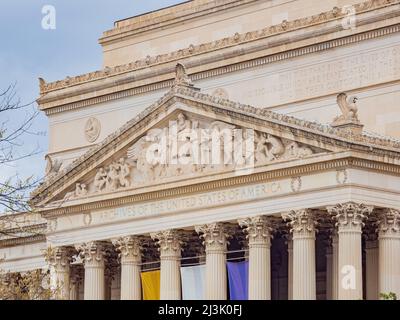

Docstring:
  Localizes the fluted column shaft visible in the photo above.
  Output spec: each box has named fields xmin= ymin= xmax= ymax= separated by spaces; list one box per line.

xmin=76 ymin=242 xmax=106 ymax=300
xmin=113 ymin=236 xmax=142 ymax=300
xmin=69 ymin=280 xmax=79 ymax=300
xmin=378 ymin=209 xmax=400 ymax=297
xmin=152 ymin=230 xmax=182 ymax=300
xmin=365 ymin=240 xmax=379 ymax=300
xmin=45 ymin=247 xmax=71 ymax=300
xmin=239 ymin=216 xmax=272 ymax=300
xmin=328 ymin=202 xmax=373 ymax=300
xmin=326 ymin=247 xmax=333 ymax=300
xmin=196 ymin=223 xmax=228 ymax=300
xmin=331 ymin=232 xmax=339 ymax=300
xmin=284 ymin=209 xmax=316 ymax=300
xmin=287 ymin=239 xmax=293 ymax=300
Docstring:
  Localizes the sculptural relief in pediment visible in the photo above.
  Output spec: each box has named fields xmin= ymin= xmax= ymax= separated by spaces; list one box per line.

xmin=61 ymin=112 xmax=326 ymax=202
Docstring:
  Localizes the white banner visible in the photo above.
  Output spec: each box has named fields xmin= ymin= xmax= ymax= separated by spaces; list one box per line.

xmin=180 ymin=265 xmax=206 ymax=300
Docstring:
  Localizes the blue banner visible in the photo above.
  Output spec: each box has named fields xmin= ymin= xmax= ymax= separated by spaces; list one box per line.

xmin=227 ymin=261 xmax=249 ymax=300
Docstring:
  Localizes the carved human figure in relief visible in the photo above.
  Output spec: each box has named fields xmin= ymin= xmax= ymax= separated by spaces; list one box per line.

xmin=255 ymin=133 xmax=285 ymax=163
xmin=94 ymin=167 xmax=108 ymax=192
xmin=106 ymin=163 xmax=120 ymax=191
xmin=118 ymin=158 xmax=131 ymax=188
xmin=285 ymin=141 xmax=313 ymax=158
xmin=210 ymin=121 xmax=235 ymax=168
xmin=334 ymin=92 xmax=359 ymax=123
xmin=64 ymin=182 xmax=87 ymax=200
xmin=85 ymin=117 xmax=101 ymax=143
xmin=177 ymin=113 xmax=191 ymax=133
xmin=75 ymin=183 xmax=88 ymax=197
xmin=264 ymin=134 xmax=285 ymax=160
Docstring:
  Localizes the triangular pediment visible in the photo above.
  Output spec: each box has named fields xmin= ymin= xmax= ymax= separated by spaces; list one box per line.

xmin=31 ymin=84 xmax=400 ymax=208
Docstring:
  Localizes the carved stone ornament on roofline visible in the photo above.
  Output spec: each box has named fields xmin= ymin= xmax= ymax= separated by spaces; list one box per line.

xmin=331 ymin=92 xmax=364 ymax=134
xmin=38 ymin=0 xmax=399 ymax=94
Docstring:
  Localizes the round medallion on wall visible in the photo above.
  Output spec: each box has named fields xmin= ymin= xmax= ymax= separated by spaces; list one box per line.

xmin=84 ymin=117 xmax=101 ymax=143
xmin=47 ymin=219 xmax=58 ymax=233
xmin=291 ymin=176 xmax=302 ymax=193
xmin=83 ymin=212 xmax=92 ymax=226
xmin=336 ymin=169 xmax=348 ymax=185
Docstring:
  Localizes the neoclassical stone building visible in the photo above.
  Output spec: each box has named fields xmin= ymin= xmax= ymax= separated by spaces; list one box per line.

xmin=1 ymin=0 xmax=400 ymax=300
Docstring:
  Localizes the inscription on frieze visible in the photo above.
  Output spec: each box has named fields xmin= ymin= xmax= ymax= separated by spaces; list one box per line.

xmin=240 ymin=44 xmax=400 ymax=106
xmin=94 ymin=181 xmax=282 ymax=224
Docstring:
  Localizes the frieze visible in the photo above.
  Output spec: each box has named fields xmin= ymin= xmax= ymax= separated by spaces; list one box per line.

xmin=98 ymin=182 xmax=282 ymax=223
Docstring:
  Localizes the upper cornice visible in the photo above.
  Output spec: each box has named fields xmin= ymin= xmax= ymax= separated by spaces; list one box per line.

xmin=100 ymin=0 xmax=258 ymax=44
xmin=38 ymin=0 xmax=400 ymax=110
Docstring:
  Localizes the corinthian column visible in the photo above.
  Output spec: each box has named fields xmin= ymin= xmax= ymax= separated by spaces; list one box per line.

xmin=377 ymin=208 xmax=400 ymax=297
xmin=283 ymin=209 xmax=317 ymax=300
xmin=112 ymin=236 xmax=142 ymax=300
xmin=326 ymin=246 xmax=333 ymax=301
xmin=75 ymin=241 xmax=107 ymax=300
xmin=364 ymin=226 xmax=379 ymax=300
xmin=196 ymin=223 xmax=229 ymax=300
xmin=151 ymin=230 xmax=182 ymax=300
xmin=69 ymin=266 xmax=83 ymax=300
xmin=287 ymin=237 xmax=293 ymax=300
xmin=239 ymin=216 xmax=272 ymax=300
xmin=331 ymin=230 xmax=339 ymax=300
xmin=328 ymin=202 xmax=373 ymax=300
xmin=45 ymin=247 xmax=71 ymax=300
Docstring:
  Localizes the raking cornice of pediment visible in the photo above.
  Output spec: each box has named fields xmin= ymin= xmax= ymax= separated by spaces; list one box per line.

xmin=30 ymin=74 xmax=400 ymax=208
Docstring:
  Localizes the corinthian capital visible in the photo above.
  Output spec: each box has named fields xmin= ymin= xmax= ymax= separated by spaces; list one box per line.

xmin=75 ymin=241 xmax=107 ymax=264
xmin=238 ymin=216 xmax=273 ymax=245
xmin=327 ymin=202 xmax=373 ymax=230
xmin=112 ymin=236 xmax=142 ymax=262
xmin=195 ymin=222 xmax=230 ymax=251
xmin=151 ymin=229 xmax=182 ymax=257
xmin=377 ymin=208 xmax=400 ymax=236
xmin=43 ymin=246 xmax=71 ymax=270
xmin=282 ymin=209 xmax=317 ymax=236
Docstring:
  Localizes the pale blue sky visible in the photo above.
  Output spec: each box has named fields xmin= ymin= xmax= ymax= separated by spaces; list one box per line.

xmin=0 ymin=0 xmax=184 ymax=183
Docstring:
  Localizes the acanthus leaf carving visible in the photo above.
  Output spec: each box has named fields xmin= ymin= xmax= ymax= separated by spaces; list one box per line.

xmin=238 ymin=216 xmax=273 ymax=245
xmin=112 ymin=236 xmax=142 ymax=262
xmin=377 ymin=208 xmax=400 ymax=235
xmin=150 ymin=229 xmax=182 ymax=257
xmin=283 ymin=209 xmax=317 ymax=235
xmin=327 ymin=202 xmax=373 ymax=230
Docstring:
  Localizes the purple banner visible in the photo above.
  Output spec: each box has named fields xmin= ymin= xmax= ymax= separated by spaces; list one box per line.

xmin=227 ymin=261 xmax=249 ymax=300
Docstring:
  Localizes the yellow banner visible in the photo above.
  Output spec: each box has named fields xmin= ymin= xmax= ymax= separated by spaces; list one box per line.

xmin=141 ymin=270 xmax=160 ymax=300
